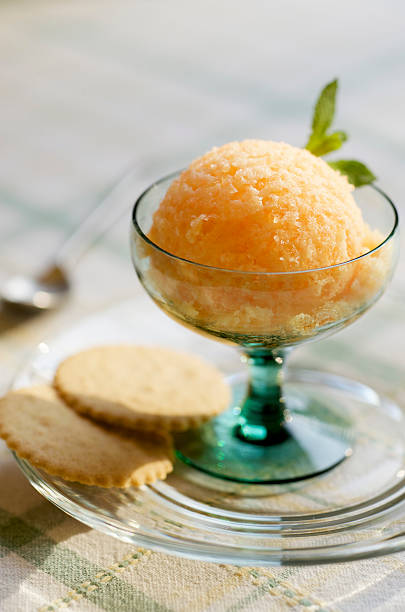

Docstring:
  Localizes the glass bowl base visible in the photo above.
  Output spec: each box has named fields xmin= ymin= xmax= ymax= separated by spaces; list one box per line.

xmin=175 ymin=372 xmax=352 ymax=484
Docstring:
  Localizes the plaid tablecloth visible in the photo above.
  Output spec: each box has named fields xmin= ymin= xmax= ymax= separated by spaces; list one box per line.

xmin=1 ymin=1 xmax=405 ymax=610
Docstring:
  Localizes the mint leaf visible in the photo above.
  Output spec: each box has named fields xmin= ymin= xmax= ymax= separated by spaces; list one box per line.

xmin=308 ymin=131 xmax=347 ymax=157
xmin=304 ymin=78 xmax=377 ymax=185
xmin=328 ymin=160 xmax=376 ymax=187
xmin=304 ymin=79 xmax=377 ymax=185
xmin=305 ymin=79 xmax=338 ymax=151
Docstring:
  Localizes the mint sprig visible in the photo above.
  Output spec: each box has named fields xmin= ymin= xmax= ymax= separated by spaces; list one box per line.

xmin=305 ymin=79 xmax=376 ymax=187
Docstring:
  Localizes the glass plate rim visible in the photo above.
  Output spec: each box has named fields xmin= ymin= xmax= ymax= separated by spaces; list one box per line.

xmin=7 ymin=296 xmax=405 ymax=566
xmin=11 ymin=453 xmax=405 ymax=566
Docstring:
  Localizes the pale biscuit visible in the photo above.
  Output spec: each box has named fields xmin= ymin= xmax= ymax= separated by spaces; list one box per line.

xmin=0 ymin=385 xmax=173 ymax=488
xmin=54 ymin=345 xmax=230 ymax=432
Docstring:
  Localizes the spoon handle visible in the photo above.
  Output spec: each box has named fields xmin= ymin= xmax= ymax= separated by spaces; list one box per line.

xmin=54 ymin=161 xmax=147 ymax=270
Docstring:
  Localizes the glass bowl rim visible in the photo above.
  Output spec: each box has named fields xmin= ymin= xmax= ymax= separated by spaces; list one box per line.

xmin=132 ymin=170 xmax=399 ymax=277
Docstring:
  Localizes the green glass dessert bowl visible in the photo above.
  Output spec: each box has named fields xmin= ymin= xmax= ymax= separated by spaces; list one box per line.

xmin=131 ymin=173 xmax=399 ymax=484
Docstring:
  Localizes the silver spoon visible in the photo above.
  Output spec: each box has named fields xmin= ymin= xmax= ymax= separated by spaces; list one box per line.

xmin=1 ymin=164 xmax=145 ymax=312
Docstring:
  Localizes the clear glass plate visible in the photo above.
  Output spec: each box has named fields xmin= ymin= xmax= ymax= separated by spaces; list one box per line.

xmin=11 ymin=296 xmax=405 ymax=565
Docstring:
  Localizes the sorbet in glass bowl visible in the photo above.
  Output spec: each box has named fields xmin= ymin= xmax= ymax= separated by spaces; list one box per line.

xmin=143 ymin=140 xmax=392 ymax=344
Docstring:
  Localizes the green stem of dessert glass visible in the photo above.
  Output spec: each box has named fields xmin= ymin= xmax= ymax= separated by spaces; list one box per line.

xmin=235 ymin=349 xmax=290 ymax=446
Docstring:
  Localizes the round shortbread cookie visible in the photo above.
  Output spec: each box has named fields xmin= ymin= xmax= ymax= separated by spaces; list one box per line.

xmin=0 ymin=385 xmax=173 ymax=488
xmin=54 ymin=345 xmax=230 ymax=432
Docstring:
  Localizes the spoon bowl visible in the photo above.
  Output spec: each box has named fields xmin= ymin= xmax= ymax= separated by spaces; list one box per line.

xmin=1 ymin=265 xmax=70 ymax=312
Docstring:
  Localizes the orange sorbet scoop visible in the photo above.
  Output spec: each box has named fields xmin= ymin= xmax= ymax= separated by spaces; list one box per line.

xmin=145 ymin=140 xmax=387 ymax=341
xmin=150 ymin=140 xmax=373 ymax=272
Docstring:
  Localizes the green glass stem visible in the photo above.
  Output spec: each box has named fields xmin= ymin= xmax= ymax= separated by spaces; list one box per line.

xmin=235 ymin=349 xmax=290 ymax=446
